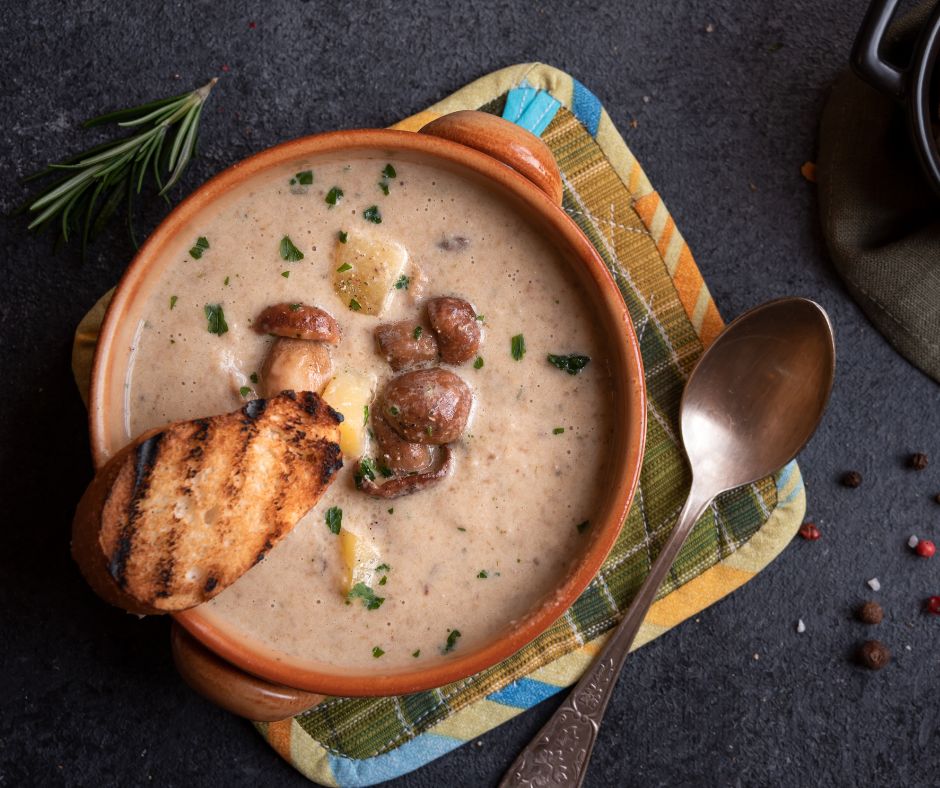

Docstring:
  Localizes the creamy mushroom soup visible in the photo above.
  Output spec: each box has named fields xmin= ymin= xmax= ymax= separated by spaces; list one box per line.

xmin=126 ymin=154 xmax=614 ymax=669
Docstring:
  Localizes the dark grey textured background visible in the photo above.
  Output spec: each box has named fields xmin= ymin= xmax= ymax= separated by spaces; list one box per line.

xmin=2 ymin=1 xmax=939 ymax=786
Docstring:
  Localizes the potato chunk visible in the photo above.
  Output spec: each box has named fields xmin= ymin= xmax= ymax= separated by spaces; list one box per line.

xmin=338 ymin=530 xmax=382 ymax=595
xmin=321 ymin=370 xmax=375 ymax=456
xmin=333 ymin=233 xmax=408 ymax=316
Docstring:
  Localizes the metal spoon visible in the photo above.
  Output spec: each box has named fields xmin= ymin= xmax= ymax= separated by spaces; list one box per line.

xmin=501 ymin=297 xmax=835 ymax=788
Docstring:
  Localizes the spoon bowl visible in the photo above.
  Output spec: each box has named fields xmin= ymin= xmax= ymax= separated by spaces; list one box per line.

xmin=681 ymin=297 xmax=836 ymax=492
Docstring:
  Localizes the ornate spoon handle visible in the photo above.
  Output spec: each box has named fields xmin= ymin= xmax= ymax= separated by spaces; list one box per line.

xmin=499 ymin=485 xmax=712 ymax=787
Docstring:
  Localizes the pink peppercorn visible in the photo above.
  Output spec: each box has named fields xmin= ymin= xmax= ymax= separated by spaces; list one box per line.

xmin=928 ymin=596 xmax=940 ymax=615
xmin=915 ymin=539 xmax=936 ymax=558
xmin=799 ymin=522 xmax=821 ymax=541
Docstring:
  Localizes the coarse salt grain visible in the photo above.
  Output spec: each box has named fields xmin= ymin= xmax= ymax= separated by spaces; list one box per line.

xmin=908 ymin=535 xmax=919 ymax=549
xmin=867 ymin=577 xmax=881 ymax=591
xmin=796 ymin=619 xmax=806 ymax=634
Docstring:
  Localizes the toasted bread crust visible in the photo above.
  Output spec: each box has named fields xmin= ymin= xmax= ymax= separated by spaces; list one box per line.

xmin=73 ymin=392 xmax=343 ymax=614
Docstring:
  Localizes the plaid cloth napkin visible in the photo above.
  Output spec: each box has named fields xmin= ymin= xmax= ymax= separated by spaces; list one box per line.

xmin=72 ymin=63 xmax=806 ymax=787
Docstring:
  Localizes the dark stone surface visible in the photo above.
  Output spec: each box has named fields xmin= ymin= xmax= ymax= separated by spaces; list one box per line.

xmin=1 ymin=1 xmax=937 ymax=786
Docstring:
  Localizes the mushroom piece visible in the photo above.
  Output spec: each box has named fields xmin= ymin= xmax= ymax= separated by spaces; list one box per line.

xmin=426 ymin=297 xmax=481 ymax=365
xmin=357 ymin=446 xmax=454 ymax=499
xmin=371 ymin=411 xmax=434 ymax=473
xmin=254 ymin=303 xmax=341 ymax=343
xmin=379 ymin=368 xmax=472 ymax=444
xmin=374 ymin=320 xmax=439 ymax=371
xmin=261 ymin=338 xmax=334 ymax=397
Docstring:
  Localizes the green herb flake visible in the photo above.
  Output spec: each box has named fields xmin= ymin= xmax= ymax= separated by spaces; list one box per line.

xmin=413 ymin=325 xmax=423 ymax=340
xmin=547 ymin=354 xmax=591 ymax=375
xmin=348 ymin=582 xmax=385 ymax=611
xmin=355 ymin=457 xmax=377 ymax=487
xmin=223 ymin=276 xmax=230 ymax=286
xmin=363 ymin=404 xmax=370 ymax=425
xmin=325 ymin=186 xmax=344 ymax=206
xmin=289 ymin=302 xmax=302 ymax=311
xmin=295 ymin=170 xmax=314 ymax=185
xmin=443 ymin=629 xmax=461 ymax=654
xmin=372 ymin=646 xmax=385 ymax=658
xmin=376 ymin=563 xmax=391 ymax=572
xmin=388 ymin=508 xmax=394 ymax=514
xmin=325 ymin=506 xmax=342 ymax=535
xmin=239 ymin=386 xmax=251 ymax=398
xmin=388 ymin=405 xmax=400 ymax=416
xmin=477 ymin=570 xmax=488 ymax=579
xmin=511 ymin=334 xmax=526 ymax=361
xmin=279 ymin=235 xmax=304 ymax=262
xmin=577 ymin=520 xmax=590 ymax=534
xmin=250 ymin=372 xmax=259 ymax=384
xmin=338 ymin=230 xmax=348 ymax=243
xmin=349 ymin=298 xmax=361 ymax=312
xmin=457 ymin=526 xmax=467 ymax=532
xmin=475 ymin=314 xmax=485 ymax=321
xmin=394 ymin=274 xmax=410 ymax=290
xmin=473 ymin=356 xmax=484 ymax=369
xmin=382 ymin=163 xmax=397 ymax=179
xmin=378 ymin=576 xmax=387 ymax=586
xmin=204 ymin=304 xmax=229 ymax=336
xmin=336 ymin=262 xmax=352 ymax=273
xmin=412 ymin=649 xmax=421 ymax=658
xmin=189 ymin=236 xmax=210 ymax=259
xmin=378 ymin=181 xmax=390 ymax=196
xmin=281 ymin=271 xmax=290 ymax=278
xmin=363 ymin=205 xmax=382 ymax=224
xmin=553 ymin=427 xmax=565 ymax=435
xmin=169 ymin=295 xmax=178 ymax=310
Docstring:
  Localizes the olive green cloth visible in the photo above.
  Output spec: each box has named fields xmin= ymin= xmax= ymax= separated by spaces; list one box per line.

xmin=818 ymin=1 xmax=940 ymax=382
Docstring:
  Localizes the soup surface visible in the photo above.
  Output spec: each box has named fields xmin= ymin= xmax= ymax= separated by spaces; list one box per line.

xmin=125 ymin=153 xmax=614 ymax=670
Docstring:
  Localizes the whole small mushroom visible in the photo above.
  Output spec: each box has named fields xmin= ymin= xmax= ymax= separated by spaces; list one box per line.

xmin=371 ymin=411 xmax=434 ymax=473
xmin=374 ymin=320 xmax=439 ymax=371
xmin=426 ymin=297 xmax=481 ymax=365
xmin=379 ymin=368 xmax=472 ymax=444
xmin=255 ymin=303 xmax=341 ymax=343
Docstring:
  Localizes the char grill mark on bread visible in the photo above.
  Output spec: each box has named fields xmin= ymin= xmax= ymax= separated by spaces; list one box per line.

xmin=73 ymin=392 xmax=343 ymax=614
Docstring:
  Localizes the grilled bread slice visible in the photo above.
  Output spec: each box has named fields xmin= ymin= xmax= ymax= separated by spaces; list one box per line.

xmin=73 ymin=391 xmax=343 ymax=615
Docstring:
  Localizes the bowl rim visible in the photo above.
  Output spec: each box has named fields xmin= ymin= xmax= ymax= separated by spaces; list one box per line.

xmin=87 ymin=125 xmax=647 ymax=696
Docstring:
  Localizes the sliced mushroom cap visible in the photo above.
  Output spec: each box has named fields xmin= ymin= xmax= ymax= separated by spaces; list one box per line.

xmin=426 ymin=297 xmax=481 ymax=365
xmin=254 ymin=303 xmax=341 ymax=343
xmin=374 ymin=320 xmax=439 ymax=371
xmin=379 ymin=368 xmax=472 ymax=444
xmin=261 ymin=338 xmax=334 ymax=397
xmin=357 ymin=446 xmax=454 ymax=499
xmin=371 ymin=411 xmax=434 ymax=473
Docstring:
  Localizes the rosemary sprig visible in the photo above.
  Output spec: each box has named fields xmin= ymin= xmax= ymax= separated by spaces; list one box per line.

xmin=22 ymin=78 xmax=218 ymax=257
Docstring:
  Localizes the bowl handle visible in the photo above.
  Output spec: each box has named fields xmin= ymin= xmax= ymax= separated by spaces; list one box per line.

xmin=851 ymin=0 xmax=906 ymax=98
xmin=170 ymin=623 xmax=324 ymax=722
xmin=419 ymin=110 xmax=564 ymax=205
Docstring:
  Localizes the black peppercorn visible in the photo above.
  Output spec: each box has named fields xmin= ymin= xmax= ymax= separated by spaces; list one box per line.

xmin=841 ymin=470 xmax=862 ymax=488
xmin=910 ymin=452 xmax=929 ymax=470
xmin=858 ymin=640 xmax=891 ymax=670
xmin=857 ymin=601 xmax=883 ymax=625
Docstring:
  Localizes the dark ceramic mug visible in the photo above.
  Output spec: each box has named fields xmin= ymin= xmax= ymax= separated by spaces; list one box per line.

xmin=852 ymin=0 xmax=940 ymax=192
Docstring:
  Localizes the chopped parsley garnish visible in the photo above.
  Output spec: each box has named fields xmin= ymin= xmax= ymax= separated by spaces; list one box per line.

xmin=475 ymin=314 xmax=485 ymax=321
xmin=281 ymin=271 xmax=290 ymax=278
xmin=372 ymin=646 xmax=385 ymax=658
xmin=355 ymin=457 xmax=377 ymax=487
xmin=577 ymin=520 xmax=590 ymax=534
xmin=547 ymin=354 xmax=591 ymax=375
xmin=382 ymin=163 xmax=397 ymax=179
xmin=325 ymin=186 xmax=344 ymax=206
xmin=325 ymin=506 xmax=342 ymax=535
xmin=250 ymin=372 xmax=259 ymax=384
xmin=473 ymin=356 xmax=484 ymax=369
xmin=295 ymin=170 xmax=313 ymax=185
xmin=279 ymin=235 xmax=304 ymax=262
xmin=553 ymin=427 xmax=565 ymax=435
xmin=394 ymin=274 xmax=410 ymax=290
xmin=378 ymin=181 xmax=389 ymax=196
xmin=336 ymin=262 xmax=352 ymax=273
xmin=338 ymin=230 xmax=348 ymax=243
xmin=348 ymin=582 xmax=385 ymax=610
xmin=413 ymin=325 xmax=423 ymax=340
xmin=425 ymin=425 xmax=433 ymax=437
xmin=349 ymin=298 xmax=361 ymax=311
xmin=204 ymin=304 xmax=228 ymax=336
xmin=376 ymin=563 xmax=391 ymax=572
xmin=363 ymin=404 xmax=370 ymax=425
xmin=363 ymin=205 xmax=382 ymax=223
xmin=477 ymin=570 xmax=488 ymax=579
xmin=511 ymin=334 xmax=526 ymax=360
xmin=388 ymin=405 xmax=400 ymax=416
xmin=239 ymin=386 xmax=251 ymax=398
xmin=289 ymin=302 xmax=302 ymax=311
xmin=378 ymin=576 xmax=387 ymax=586
xmin=457 ymin=526 xmax=467 ymax=532
xmin=189 ymin=236 xmax=209 ymax=259
xmin=169 ymin=295 xmax=178 ymax=310
xmin=442 ymin=629 xmax=461 ymax=653
xmin=388 ymin=508 xmax=394 ymax=514
xmin=412 ymin=649 xmax=421 ymax=658
xmin=223 ymin=276 xmax=230 ymax=286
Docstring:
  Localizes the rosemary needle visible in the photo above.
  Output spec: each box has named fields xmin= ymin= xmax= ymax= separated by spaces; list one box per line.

xmin=21 ymin=77 xmax=218 ymax=258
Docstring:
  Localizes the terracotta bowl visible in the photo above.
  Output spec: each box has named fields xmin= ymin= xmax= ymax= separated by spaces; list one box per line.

xmin=87 ymin=111 xmax=647 ymax=720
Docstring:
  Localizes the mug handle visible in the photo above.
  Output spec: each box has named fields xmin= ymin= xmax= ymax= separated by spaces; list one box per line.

xmin=419 ymin=111 xmax=564 ymax=205
xmin=170 ymin=623 xmax=324 ymax=722
xmin=851 ymin=0 xmax=906 ymax=98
